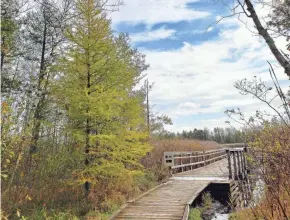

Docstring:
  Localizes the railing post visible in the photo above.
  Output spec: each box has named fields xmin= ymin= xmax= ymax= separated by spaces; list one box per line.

xmin=172 ymin=154 xmax=175 ymax=175
xmin=241 ymin=151 xmax=244 ymax=178
xmin=240 ymin=151 xmax=245 ymax=179
xmin=237 ymin=150 xmax=241 ymax=179
xmin=181 ymin=154 xmax=183 ymax=172
xmin=233 ymin=151 xmax=238 ymax=180
xmin=203 ymin=151 xmax=206 ymax=166
xmin=189 ymin=153 xmax=191 ymax=168
xmin=197 ymin=152 xmax=203 ymax=167
xmin=226 ymin=149 xmax=232 ymax=179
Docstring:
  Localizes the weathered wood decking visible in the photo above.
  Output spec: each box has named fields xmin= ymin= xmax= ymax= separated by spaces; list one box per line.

xmin=113 ymin=180 xmax=211 ymax=219
xmin=172 ymin=158 xmax=229 ymax=180
xmin=111 ymin=158 xmax=231 ymax=220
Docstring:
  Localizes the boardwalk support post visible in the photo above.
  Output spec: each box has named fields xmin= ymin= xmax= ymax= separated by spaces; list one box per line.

xmin=226 ymin=149 xmax=232 ymax=179
xmin=240 ymin=151 xmax=245 ymax=179
xmin=233 ymin=151 xmax=238 ymax=180
xmin=237 ymin=151 xmax=241 ymax=179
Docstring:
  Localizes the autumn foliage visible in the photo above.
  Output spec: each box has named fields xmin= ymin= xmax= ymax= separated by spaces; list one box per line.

xmin=232 ymin=125 xmax=290 ymax=220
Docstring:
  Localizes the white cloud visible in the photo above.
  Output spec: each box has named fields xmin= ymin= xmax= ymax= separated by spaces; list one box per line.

xmin=167 ymin=102 xmax=222 ymax=118
xmin=141 ymin=14 xmax=289 ymax=131
xmin=110 ymin=0 xmax=210 ymax=26
xmin=179 ymin=102 xmax=200 ymax=108
xmin=110 ymin=1 xmax=290 ymax=132
xmin=192 ymin=26 xmax=213 ymax=35
xmin=130 ymin=26 xmax=176 ymax=42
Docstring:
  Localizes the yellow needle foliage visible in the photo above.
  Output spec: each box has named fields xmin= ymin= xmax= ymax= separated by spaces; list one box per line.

xmin=52 ymin=0 xmax=150 ymax=210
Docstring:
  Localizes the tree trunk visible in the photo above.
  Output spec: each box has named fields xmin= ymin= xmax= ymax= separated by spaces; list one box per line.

xmin=244 ymin=0 xmax=290 ymax=78
xmin=30 ymin=21 xmax=47 ymax=155
xmin=85 ymin=112 xmax=90 ymax=195
xmin=84 ymin=49 xmax=91 ymax=195
xmin=1 ymin=36 xmax=5 ymax=71
xmin=146 ymin=79 xmax=150 ymax=134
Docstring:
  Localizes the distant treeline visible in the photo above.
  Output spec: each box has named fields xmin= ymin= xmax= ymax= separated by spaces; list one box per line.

xmin=156 ymin=127 xmax=244 ymax=144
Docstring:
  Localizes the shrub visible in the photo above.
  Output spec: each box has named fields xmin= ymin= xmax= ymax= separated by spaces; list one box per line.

xmin=189 ymin=208 xmax=202 ymax=220
xmin=232 ymin=125 xmax=290 ymax=219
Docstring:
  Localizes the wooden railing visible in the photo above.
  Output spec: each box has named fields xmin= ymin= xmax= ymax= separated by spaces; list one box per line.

xmin=164 ymin=149 xmax=227 ymax=174
xmin=221 ymin=143 xmax=246 ymax=148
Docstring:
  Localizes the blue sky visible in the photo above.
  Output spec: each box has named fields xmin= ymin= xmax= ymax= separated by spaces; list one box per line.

xmin=110 ymin=0 xmax=289 ymax=132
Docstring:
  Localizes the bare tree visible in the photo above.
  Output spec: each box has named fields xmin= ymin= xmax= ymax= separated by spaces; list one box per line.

xmin=213 ymin=0 xmax=290 ymax=78
xmin=142 ymin=79 xmax=173 ymax=136
xmin=226 ymin=68 xmax=290 ymax=129
xmin=244 ymin=0 xmax=290 ymax=76
xmin=23 ymin=0 xmax=73 ymax=156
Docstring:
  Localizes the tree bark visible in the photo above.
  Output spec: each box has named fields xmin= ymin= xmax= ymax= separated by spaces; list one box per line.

xmin=1 ymin=36 xmax=5 ymax=71
xmin=85 ymin=61 xmax=91 ymax=196
xmin=146 ymin=79 xmax=150 ymax=134
xmin=244 ymin=0 xmax=290 ymax=78
xmin=30 ymin=21 xmax=47 ymax=155
xmin=84 ymin=12 xmax=92 ymax=193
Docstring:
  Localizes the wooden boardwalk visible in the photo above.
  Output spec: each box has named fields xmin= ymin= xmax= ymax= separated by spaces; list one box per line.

xmin=113 ymin=180 xmax=210 ymax=219
xmin=172 ymin=158 xmax=229 ymax=180
xmin=111 ymin=146 xmax=249 ymax=220
xmin=111 ymin=159 xmax=231 ymax=220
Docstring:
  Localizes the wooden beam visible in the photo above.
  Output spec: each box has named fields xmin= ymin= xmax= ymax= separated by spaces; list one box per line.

xmin=237 ymin=151 xmax=241 ymax=179
xmin=182 ymin=205 xmax=189 ymax=220
xmin=203 ymin=150 xmax=206 ymax=166
xmin=227 ymin=150 xmax=232 ymax=179
xmin=240 ymin=151 xmax=244 ymax=178
xmin=233 ymin=151 xmax=238 ymax=180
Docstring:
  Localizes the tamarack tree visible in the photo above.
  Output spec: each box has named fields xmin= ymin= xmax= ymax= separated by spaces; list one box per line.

xmin=54 ymin=0 xmax=150 ymax=196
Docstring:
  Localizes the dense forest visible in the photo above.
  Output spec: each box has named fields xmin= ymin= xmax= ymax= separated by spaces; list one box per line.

xmin=157 ymin=127 xmax=244 ymax=144
xmin=1 ymin=0 xmax=153 ymax=218
xmin=1 ymin=0 xmax=290 ymax=219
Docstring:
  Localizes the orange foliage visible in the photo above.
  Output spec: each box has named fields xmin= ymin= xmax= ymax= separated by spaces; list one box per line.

xmin=233 ymin=125 xmax=290 ymax=220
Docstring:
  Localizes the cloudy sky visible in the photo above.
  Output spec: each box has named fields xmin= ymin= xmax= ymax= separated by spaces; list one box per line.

xmin=110 ymin=0 xmax=289 ymax=132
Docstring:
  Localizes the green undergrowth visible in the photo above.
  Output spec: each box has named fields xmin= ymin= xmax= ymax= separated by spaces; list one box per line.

xmin=189 ymin=208 xmax=202 ymax=220
xmin=188 ymin=192 xmax=213 ymax=220
xmin=2 ymin=170 xmax=158 ymax=220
